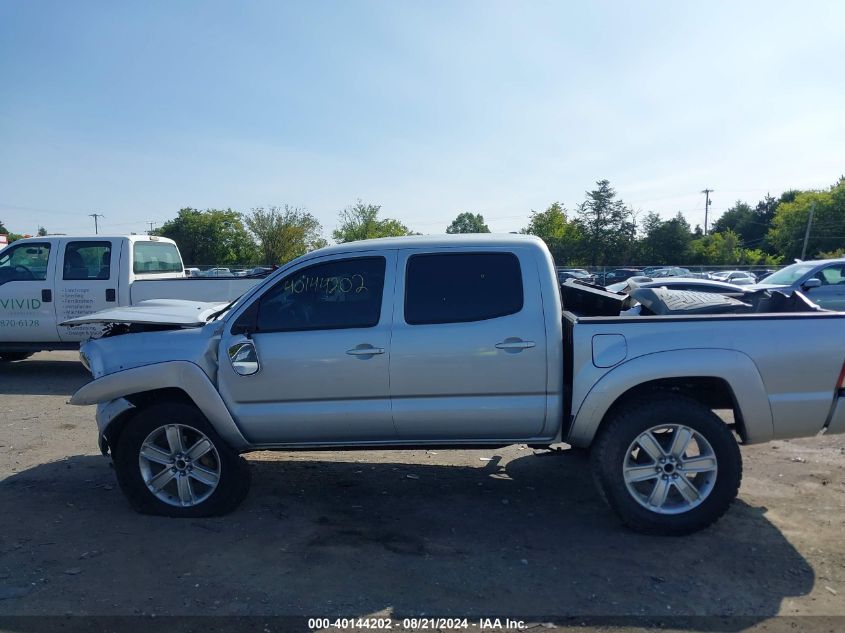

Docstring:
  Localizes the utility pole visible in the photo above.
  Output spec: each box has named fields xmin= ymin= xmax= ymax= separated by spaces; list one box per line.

xmin=701 ymin=189 xmax=714 ymax=235
xmin=89 ymin=213 xmax=104 ymax=235
xmin=800 ymin=201 xmax=816 ymax=260
xmin=147 ymin=221 xmax=156 ymax=234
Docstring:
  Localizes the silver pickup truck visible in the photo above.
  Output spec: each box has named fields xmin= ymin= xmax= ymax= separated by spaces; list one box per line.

xmin=67 ymin=234 xmax=845 ymax=535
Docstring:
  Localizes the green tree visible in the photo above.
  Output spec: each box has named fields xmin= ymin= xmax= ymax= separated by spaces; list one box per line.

xmin=576 ymin=179 xmax=635 ymax=266
xmin=766 ymin=178 xmax=845 ymax=260
xmin=0 ymin=220 xmax=24 ymax=244
xmin=521 ymin=202 xmax=583 ymax=264
xmin=156 ymin=208 xmax=256 ymax=266
xmin=446 ymin=212 xmax=490 ymax=234
xmin=639 ymin=212 xmax=692 ymax=264
xmin=332 ymin=200 xmax=412 ymax=243
xmin=245 ymin=205 xmax=327 ymax=265
xmin=688 ymin=230 xmax=780 ymax=266
xmin=37 ymin=226 xmax=47 ymax=236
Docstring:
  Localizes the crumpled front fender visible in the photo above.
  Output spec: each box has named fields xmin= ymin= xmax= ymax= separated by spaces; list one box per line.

xmin=70 ymin=361 xmax=250 ymax=452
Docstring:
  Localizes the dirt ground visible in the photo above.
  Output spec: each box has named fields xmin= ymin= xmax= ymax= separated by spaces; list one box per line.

xmin=0 ymin=351 xmax=843 ymax=631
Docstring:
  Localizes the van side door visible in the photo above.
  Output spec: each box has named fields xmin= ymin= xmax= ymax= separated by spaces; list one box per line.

xmin=56 ymin=239 xmax=119 ymax=342
xmin=389 ymin=247 xmax=548 ymax=441
xmin=0 ymin=240 xmax=59 ymax=343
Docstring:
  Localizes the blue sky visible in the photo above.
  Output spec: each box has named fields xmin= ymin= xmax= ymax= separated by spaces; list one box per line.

xmin=1 ymin=0 xmax=843 ymax=238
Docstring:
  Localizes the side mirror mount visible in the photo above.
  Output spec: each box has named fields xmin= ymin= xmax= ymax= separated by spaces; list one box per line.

xmin=228 ymin=340 xmax=260 ymax=376
xmin=231 ymin=300 xmax=259 ymax=336
xmin=803 ymin=278 xmax=822 ymax=290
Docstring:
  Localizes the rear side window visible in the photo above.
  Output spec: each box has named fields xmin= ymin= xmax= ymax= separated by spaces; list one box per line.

xmin=256 ymin=257 xmax=386 ymax=332
xmin=134 ymin=241 xmax=183 ymax=274
xmin=63 ymin=241 xmax=112 ymax=280
xmin=405 ymin=252 xmax=523 ymax=325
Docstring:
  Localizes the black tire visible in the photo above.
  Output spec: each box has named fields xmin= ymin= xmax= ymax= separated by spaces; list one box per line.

xmin=0 ymin=353 xmax=33 ymax=362
xmin=113 ymin=401 xmax=251 ymax=517
xmin=591 ymin=394 xmax=742 ymax=536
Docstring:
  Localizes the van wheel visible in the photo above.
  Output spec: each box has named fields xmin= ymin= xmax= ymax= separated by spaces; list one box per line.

xmin=591 ymin=394 xmax=742 ymax=535
xmin=113 ymin=401 xmax=251 ymax=517
xmin=0 ymin=353 xmax=33 ymax=362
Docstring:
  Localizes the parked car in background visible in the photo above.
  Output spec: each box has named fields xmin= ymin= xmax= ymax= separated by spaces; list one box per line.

xmin=201 ymin=267 xmax=233 ymax=277
xmin=748 ymin=259 xmax=845 ymax=310
xmin=651 ymin=267 xmax=691 ymax=278
xmin=184 ymin=267 xmax=202 ymax=277
xmin=557 ymin=267 xmax=596 ymax=285
xmin=710 ymin=270 xmax=756 ymax=285
xmin=606 ymin=277 xmax=748 ymax=299
xmin=601 ymin=268 xmax=643 ymax=286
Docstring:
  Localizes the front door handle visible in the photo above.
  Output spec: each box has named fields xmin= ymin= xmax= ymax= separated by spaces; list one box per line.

xmin=495 ymin=339 xmax=535 ymax=350
xmin=346 ymin=345 xmax=385 ymax=356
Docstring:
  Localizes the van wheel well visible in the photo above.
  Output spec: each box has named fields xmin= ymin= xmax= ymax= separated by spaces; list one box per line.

xmin=102 ymin=388 xmax=198 ymax=455
xmin=594 ymin=377 xmax=747 ymax=444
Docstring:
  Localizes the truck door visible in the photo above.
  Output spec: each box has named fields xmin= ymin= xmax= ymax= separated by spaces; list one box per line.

xmin=217 ymin=251 xmax=396 ymax=444
xmin=390 ymin=248 xmax=548 ymax=440
xmin=0 ymin=240 xmax=59 ymax=343
xmin=55 ymin=239 xmax=119 ymax=342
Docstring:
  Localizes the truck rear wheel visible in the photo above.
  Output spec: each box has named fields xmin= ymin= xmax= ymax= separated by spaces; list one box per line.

xmin=591 ymin=394 xmax=742 ymax=535
xmin=113 ymin=401 xmax=251 ymax=517
xmin=0 ymin=353 xmax=33 ymax=362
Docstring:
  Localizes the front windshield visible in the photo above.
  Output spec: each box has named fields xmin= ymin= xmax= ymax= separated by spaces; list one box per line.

xmin=763 ymin=263 xmax=816 ymax=285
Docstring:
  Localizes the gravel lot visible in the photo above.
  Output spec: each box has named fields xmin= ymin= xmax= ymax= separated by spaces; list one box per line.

xmin=1 ymin=352 xmax=843 ymax=631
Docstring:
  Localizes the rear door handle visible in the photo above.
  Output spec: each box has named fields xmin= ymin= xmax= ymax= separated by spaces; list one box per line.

xmin=346 ymin=345 xmax=385 ymax=356
xmin=495 ymin=340 xmax=535 ymax=350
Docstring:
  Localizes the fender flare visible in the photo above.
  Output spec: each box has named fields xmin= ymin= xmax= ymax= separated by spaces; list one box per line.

xmin=567 ymin=348 xmax=773 ymax=447
xmin=70 ymin=361 xmax=250 ymax=451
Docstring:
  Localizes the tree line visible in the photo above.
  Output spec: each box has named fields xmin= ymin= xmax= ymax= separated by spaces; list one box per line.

xmin=2 ymin=176 xmax=843 ymax=267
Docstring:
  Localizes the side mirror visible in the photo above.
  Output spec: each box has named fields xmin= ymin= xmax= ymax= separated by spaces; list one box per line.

xmin=228 ymin=341 xmax=259 ymax=376
xmin=803 ymin=278 xmax=822 ymax=290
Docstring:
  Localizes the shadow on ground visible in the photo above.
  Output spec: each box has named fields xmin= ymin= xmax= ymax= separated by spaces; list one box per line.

xmin=0 ymin=449 xmax=814 ymax=627
xmin=0 ymin=358 xmax=89 ymax=396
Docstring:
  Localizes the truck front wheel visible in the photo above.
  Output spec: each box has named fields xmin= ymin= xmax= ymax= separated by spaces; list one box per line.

xmin=591 ymin=394 xmax=742 ymax=535
xmin=113 ymin=401 xmax=251 ymax=517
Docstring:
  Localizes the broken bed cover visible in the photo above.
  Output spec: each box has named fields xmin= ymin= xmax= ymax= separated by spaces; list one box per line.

xmin=559 ymin=279 xmax=827 ymax=317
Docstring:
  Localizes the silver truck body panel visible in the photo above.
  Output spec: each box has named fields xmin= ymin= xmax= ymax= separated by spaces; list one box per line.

xmin=70 ymin=360 xmax=250 ymax=451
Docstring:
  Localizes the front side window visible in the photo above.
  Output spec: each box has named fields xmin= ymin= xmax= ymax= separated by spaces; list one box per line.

xmin=817 ymin=265 xmax=845 ymax=285
xmin=255 ymin=257 xmax=386 ymax=332
xmin=133 ymin=241 xmax=183 ymax=274
xmin=405 ymin=252 xmax=523 ymax=325
xmin=63 ymin=241 xmax=112 ymax=280
xmin=0 ymin=242 xmax=51 ymax=285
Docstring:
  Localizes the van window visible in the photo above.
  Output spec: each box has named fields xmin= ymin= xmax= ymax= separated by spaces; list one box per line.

xmin=133 ymin=241 xmax=183 ymax=274
xmin=256 ymin=257 xmax=386 ymax=332
xmin=63 ymin=241 xmax=112 ymax=280
xmin=404 ymin=252 xmax=524 ymax=324
xmin=0 ymin=242 xmax=51 ymax=285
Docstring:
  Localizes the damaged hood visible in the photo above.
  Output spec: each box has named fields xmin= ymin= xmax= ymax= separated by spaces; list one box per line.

xmin=60 ymin=299 xmax=229 ymax=327
xmin=80 ymin=323 xmax=222 ymax=379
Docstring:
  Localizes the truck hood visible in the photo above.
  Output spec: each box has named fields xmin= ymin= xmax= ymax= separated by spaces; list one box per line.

xmin=79 ymin=322 xmax=222 ymax=379
xmin=60 ymin=299 xmax=229 ymax=327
